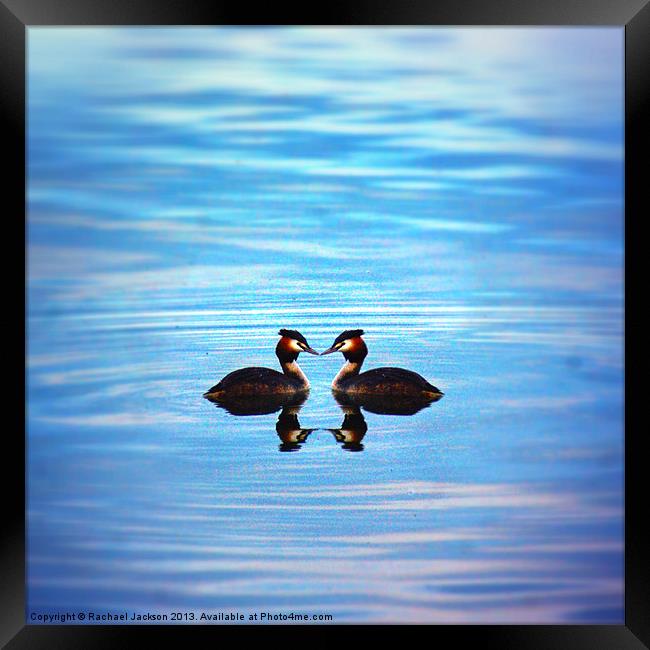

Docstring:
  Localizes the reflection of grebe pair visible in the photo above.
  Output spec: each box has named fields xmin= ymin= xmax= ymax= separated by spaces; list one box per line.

xmin=276 ymin=400 xmax=367 ymax=453
xmin=204 ymin=329 xmax=443 ymax=400
xmin=212 ymin=390 xmax=437 ymax=452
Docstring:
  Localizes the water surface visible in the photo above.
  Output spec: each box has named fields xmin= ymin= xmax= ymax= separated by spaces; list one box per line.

xmin=27 ymin=27 xmax=623 ymax=623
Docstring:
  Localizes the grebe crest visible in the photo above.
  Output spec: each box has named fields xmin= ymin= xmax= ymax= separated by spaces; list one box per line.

xmin=321 ymin=329 xmax=367 ymax=361
xmin=276 ymin=329 xmax=318 ymax=359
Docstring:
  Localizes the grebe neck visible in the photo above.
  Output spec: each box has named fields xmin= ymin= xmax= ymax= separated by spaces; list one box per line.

xmin=332 ymin=356 xmax=365 ymax=390
xmin=280 ymin=358 xmax=310 ymax=389
xmin=276 ymin=342 xmax=310 ymax=389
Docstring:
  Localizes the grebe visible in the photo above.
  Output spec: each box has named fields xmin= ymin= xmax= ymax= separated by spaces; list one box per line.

xmin=321 ymin=329 xmax=443 ymax=399
xmin=203 ymin=329 xmax=318 ymax=400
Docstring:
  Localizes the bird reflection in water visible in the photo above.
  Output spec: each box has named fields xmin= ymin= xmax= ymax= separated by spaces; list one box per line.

xmin=205 ymin=391 xmax=308 ymax=416
xmin=332 ymin=390 xmax=443 ymax=416
xmin=205 ymin=389 xmax=443 ymax=452
xmin=275 ymin=404 xmax=317 ymax=452
xmin=206 ymin=392 xmax=315 ymax=452
xmin=329 ymin=391 xmax=443 ymax=452
xmin=328 ymin=404 xmax=367 ymax=452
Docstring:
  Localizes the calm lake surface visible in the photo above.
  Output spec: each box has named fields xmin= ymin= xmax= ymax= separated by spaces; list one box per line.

xmin=27 ymin=28 xmax=624 ymax=623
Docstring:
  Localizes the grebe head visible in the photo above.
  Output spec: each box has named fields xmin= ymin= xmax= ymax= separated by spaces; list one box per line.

xmin=276 ymin=329 xmax=319 ymax=362
xmin=320 ymin=329 xmax=368 ymax=362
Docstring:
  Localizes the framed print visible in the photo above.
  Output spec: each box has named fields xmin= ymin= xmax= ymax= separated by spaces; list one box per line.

xmin=3 ymin=0 xmax=648 ymax=647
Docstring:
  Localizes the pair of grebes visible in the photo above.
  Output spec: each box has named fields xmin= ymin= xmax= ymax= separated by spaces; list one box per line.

xmin=204 ymin=329 xmax=443 ymax=452
xmin=204 ymin=328 xmax=443 ymax=406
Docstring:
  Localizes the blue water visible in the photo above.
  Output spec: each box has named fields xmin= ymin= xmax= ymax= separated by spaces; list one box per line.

xmin=27 ymin=27 xmax=624 ymax=624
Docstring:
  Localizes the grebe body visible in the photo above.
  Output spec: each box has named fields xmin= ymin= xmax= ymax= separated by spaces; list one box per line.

xmin=321 ymin=330 xmax=443 ymax=399
xmin=204 ymin=329 xmax=318 ymax=400
xmin=333 ymin=388 xmax=441 ymax=415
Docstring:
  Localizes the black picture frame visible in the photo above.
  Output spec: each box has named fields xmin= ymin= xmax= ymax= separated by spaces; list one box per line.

xmin=3 ymin=1 xmax=646 ymax=647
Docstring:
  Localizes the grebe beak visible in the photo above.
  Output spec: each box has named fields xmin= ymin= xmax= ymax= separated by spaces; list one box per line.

xmin=302 ymin=346 xmax=319 ymax=355
xmin=320 ymin=345 xmax=339 ymax=356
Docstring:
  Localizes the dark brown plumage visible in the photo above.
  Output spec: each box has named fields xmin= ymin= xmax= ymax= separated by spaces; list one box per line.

xmin=337 ymin=367 xmax=441 ymax=397
xmin=204 ymin=367 xmax=304 ymax=398
xmin=333 ymin=329 xmax=365 ymax=345
xmin=278 ymin=329 xmax=309 ymax=345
